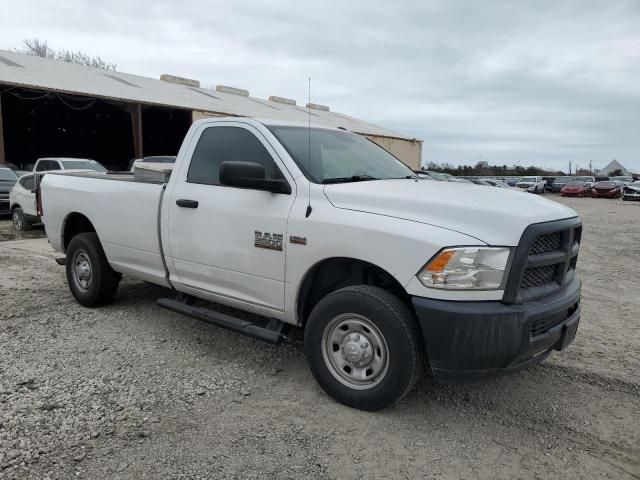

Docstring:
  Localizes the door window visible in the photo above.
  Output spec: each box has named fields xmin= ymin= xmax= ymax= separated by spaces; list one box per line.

xmin=187 ymin=127 xmax=280 ymax=186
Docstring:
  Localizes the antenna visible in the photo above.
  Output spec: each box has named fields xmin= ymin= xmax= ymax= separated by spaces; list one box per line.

xmin=305 ymin=77 xmax=313 ymax=218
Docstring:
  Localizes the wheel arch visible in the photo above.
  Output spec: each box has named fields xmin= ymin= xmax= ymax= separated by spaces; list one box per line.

xmin=296 ymin=257 xmax=413 ymax=327
xmin=61 ymin=212 xmax=97 ymax=253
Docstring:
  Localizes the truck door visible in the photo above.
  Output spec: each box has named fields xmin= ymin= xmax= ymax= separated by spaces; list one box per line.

xmin=165 ymin=122 xmax=295 ymax=318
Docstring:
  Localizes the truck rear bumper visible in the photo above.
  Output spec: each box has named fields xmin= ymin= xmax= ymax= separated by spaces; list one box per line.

xmin=412 ymin=277 xmax=581 ymax=383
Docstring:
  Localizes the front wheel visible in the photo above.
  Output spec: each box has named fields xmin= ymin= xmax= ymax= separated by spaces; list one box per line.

xmin=304 ymin=286 xmax=423 ymax=411
xmin=66 ymin=232 xmax=121 ymax=307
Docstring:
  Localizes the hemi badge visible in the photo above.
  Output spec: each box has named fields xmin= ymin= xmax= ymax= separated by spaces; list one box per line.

xmin=289 ymin=235 xmax=307 ymax=245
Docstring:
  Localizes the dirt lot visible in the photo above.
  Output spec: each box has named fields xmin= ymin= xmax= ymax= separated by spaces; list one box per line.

xmin=0 ymin=196 xmax=638 ymax=480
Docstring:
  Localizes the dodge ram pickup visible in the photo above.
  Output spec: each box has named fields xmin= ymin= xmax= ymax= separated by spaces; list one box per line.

xmin=39 ymin=117 xmax=582 ymax=411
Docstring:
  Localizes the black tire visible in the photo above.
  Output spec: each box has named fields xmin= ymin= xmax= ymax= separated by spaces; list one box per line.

xmin=12 ymin=207 xmax=31 ymax=231
xmin=304 ymin=285 xmax=423 ymax=411
xmin=66 ymin=232 xmax=121 ymax=307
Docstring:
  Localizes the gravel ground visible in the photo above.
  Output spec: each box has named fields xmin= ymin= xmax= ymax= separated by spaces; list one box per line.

xmin=0 ymin=196 xmax=639 ymax=479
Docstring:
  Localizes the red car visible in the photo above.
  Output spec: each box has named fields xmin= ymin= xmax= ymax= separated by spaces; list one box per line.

xmin=591 ymin=181 xmax=622 ymax=198
xmin=560 ymin=181 xmax=590 ymax=197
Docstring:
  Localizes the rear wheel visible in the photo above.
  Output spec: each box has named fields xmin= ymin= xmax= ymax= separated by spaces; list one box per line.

xmin=66 ymin=232 xmax=121 ymax=307
xmin=304 ymin=285 xmax=423 ymax=411
xmin=12 ymin=207 xmax=31 ymax=231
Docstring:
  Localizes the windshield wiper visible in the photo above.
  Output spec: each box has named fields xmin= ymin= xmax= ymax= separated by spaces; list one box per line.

xmin=321 ymin=175 xmax=379 ymax=184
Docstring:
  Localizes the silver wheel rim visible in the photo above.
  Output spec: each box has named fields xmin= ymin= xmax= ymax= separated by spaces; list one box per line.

xmin=13 ymin=211 xmax=23 ymax=230
xmin=321 ymin=313 xmax=389 ymax=390
xmin=72 ymin=250 xmax=92 ymax=291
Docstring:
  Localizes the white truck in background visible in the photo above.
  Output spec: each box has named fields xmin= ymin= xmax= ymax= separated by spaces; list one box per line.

xmin=39 ymin=117 xmax=582 ymax=410
xmin=516 ymin=176 xmax=547 ymax=193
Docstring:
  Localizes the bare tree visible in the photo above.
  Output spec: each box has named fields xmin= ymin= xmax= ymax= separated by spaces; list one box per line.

xmin=20 ymin=38 xmax=116 ymax=71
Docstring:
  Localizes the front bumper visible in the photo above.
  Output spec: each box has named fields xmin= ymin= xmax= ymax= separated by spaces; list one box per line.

xmin=412 ymin=276 xmax=581 ymax=383
xmin=592 ymin=190 xmax=619 ymax=198
xmin=622 ymin=190 xmax=640 ymax=200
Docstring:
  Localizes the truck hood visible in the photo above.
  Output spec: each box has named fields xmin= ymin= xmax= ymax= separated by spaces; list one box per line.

xmin=323 ymin=180 xmax=578 ymax=245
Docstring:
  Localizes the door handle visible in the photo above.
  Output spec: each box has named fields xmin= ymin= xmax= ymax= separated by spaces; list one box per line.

xmin=176 ymin=199 xmax=199 ymax=208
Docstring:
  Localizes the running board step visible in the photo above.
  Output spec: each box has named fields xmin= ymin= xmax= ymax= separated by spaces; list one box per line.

xmin=157 ymin=297 xmax=285 ymax=344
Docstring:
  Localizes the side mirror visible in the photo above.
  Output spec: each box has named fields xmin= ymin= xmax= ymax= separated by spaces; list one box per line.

xmin=219 ymin=161 xmax=291 ymax=194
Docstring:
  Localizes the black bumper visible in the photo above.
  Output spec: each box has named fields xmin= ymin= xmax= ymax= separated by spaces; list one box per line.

xmin=412 ymin=277 xmax=581 ymax=383
xmin=0 ymin=200 xmax=9 ymax=215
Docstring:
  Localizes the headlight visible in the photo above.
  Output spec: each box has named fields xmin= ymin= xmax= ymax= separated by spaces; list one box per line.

xmin=418 ymin=247 xmax=511 ymax=290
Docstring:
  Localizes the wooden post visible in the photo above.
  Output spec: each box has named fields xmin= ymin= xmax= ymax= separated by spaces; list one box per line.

xmin=0 ymin=93 xmax=6 ymax=165
xmin=130 ymin=103 xmax=143 ymax=159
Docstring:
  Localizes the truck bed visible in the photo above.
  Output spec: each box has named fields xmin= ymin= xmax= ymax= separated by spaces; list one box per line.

xmin=41 ymin=172 xmax=170 ymax=287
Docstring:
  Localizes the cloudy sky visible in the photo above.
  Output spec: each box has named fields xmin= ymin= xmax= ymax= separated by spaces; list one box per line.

xmin=3 ymin=0 xmax=639 ymax=171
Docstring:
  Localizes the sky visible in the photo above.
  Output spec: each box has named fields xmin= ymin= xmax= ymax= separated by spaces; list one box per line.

xmin=2 ymin=0 xmax=639 ymax=172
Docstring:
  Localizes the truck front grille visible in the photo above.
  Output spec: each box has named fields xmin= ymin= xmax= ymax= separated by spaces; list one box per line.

xmin=529 ymin=232 xmax=561 ymax=255
xmin=520 ymin=265 xmax=556 ymax=289
xmin=503 ymin=218 xmax=582 ymax=304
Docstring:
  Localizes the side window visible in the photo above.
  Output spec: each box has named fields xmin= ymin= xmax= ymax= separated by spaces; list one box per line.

xmin=187 ymin=126 xmax=280 ymax=186
xmin=35 ymin=161 xmax=46 ymax=172
xmin=20 ymin=175 xmax=34 ymax=191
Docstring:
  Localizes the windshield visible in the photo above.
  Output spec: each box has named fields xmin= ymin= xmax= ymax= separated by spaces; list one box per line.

xmin=267 ymin=126 xmax=415 ymax=183
xmin=61 ymin=160 xmax=107 ymax=172
xmin=554 ymin=177 xmax=571 ymax=183
xmin=0 ymin=168 xmax=18 ymax=181
xmin=566 ymin=181 xmax=585 ymax=186
xmin=521 ymin=177 xmax=537 ymax=182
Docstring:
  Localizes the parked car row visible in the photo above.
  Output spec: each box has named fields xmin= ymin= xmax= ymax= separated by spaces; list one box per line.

xmin=418 ymin=171 xmax=639 ymax=200
xmin=558 ymin=179 xmax=640 ymax=200
xmin=416 ymin=171 xmax=522 ymax=191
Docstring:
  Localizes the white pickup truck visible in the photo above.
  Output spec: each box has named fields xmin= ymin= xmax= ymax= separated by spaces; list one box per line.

xmin=516 ymin=176 xmax=547 ymax=193
xmin=39 ymin=117 xmax=582 ymax=410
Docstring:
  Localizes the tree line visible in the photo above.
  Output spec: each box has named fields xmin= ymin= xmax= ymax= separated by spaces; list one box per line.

xmin=421 ymin=161 xmax=565 ymax=177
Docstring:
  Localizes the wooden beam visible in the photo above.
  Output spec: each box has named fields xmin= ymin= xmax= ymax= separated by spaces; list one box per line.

xmin=130 ymin=103 xmax=143 ymax=159
xmin=0 ymin=93 xmax=5 ymax=165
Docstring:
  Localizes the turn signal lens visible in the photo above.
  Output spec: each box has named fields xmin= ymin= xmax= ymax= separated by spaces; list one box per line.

xmin=418 ymin=247 xmax=511 ymax=290
xmin=426 ymin=250 xmax=455 ymax=272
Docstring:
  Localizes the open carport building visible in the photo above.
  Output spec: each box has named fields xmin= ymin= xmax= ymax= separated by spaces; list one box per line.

xmin=0 ymin=50 xmax=422 ymax=171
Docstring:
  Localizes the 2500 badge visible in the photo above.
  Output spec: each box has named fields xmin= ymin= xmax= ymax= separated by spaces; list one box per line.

xmin=254 ymin=231 xmax=283 ymax=251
